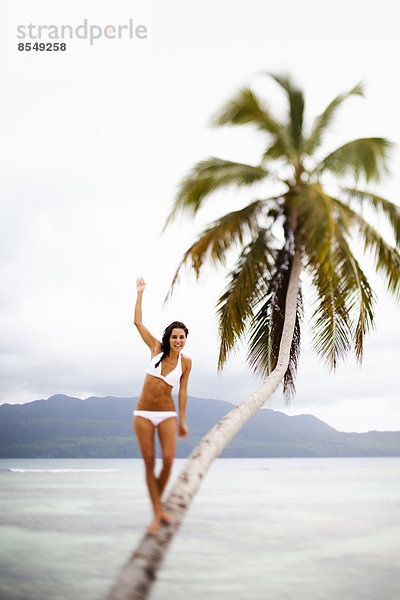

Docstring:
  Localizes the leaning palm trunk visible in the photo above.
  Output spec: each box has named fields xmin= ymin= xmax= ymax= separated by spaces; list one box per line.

xmin=107 ymin=248 xmax=302 ymax=600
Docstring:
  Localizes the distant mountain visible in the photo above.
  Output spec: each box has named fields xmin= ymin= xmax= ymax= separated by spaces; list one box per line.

xmin=0 ymin=394 xmax=399 ymax=458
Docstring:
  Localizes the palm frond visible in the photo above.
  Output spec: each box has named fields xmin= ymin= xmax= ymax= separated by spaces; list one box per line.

xmin=298 ymin=186 xmax=377 ymax=367
xmin=298 ymin=187 xmax=352 ymax=368
xmin=313 ymin=138 xmax=394 ymax=183
xmin=211 ymin=86 xmax=283 ymax=135
xmin=306 ymin=247 xmax=353 ymax=370
xmin=163 ymin=157 xmax=269 ymax=230
xmin=217 ymin=229 xmax=276 ymax=368
xmin=164 ymin=199 xmax=271 ymax=303
xmin=247 ymin=246 xmax=303 ymax=399
xmin=305 ymin=82 xmax=364 ymax=154
xmin=289 ymin=184 xmax=333 ymax=260
xmin=283 ymin=288 xmax=303 ymax=401
xmin=330 ymin=223 xmax=376 ymax=362
xmin=210 ymin=87 xmax=293 ymax=158
xmin=267 ymin=72 xmax=305 ymax=151
xmin=333 ymin=198 xmax=400 ymax=299
xmin=289 ymin=184 xmax=379 ymax=366
xmin=342 ymin=187 xmax=400 ymax=247
xmin=261 ymin=139 xmax=294 ymax=162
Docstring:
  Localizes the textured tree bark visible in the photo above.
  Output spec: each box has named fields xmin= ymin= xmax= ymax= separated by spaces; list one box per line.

xmin=108 ymin=248 xmax=302 ymax=600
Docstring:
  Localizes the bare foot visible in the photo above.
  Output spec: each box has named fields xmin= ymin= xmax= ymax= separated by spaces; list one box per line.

xmin=147 ymin=516 xmax=161 ymax=535
xmin=160 ymin=508 xmax=172 ymax=524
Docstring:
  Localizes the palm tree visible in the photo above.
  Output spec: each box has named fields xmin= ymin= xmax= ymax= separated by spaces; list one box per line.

xmin=108 ymin=73 xmax=400 ymax=600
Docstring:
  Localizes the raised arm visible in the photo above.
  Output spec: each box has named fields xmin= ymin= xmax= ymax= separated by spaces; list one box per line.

xmin=134 ymin=278 xmax=160 ymax=353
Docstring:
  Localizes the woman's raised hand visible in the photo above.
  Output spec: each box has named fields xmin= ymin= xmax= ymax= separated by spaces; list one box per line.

xmin=136 ymin=277 xmax=146 ymax=293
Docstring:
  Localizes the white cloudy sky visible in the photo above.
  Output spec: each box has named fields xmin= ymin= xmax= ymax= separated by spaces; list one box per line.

xmin=1 ymin=0 xmax=399 ymax=432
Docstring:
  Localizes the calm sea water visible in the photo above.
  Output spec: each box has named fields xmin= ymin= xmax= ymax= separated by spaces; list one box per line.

xmin=0 ymin=457 xmax=399 ymax=600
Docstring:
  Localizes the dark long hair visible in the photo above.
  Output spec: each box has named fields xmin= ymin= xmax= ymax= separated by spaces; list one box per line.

xmin=154 ymin=321 xmax=189 ymax=368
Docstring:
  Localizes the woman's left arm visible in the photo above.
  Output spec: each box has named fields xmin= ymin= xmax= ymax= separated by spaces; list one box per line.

xmin=178 ymin=356 xmax=192 ymax=438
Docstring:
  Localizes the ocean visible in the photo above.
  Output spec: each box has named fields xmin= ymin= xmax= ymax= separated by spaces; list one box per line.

xmin=0 ymin=457 xmax=399 ymax=600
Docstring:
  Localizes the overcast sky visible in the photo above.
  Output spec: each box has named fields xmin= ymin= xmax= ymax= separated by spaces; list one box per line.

xmin=1 ymin=0 xmax=399 ymax=433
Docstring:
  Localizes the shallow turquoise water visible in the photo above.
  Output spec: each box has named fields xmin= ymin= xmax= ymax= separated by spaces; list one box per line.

xmin=0 ymin=457 xmax=399 ymax=600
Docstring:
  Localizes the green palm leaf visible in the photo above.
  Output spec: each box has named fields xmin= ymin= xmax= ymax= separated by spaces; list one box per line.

xmin=342 ymin=187 xmax=400 ymax=247
xmin=296 ymin=187 xmax=377 ymax=367
xmin=268 ymin=72 xmax=305 ymax=151
xmin=164 ymin=199 xmax=270 ymax=302
xmin=331 ymin=224 xmax=376 ymax=362
xmin=313 ymin=137 xmax=394 ymax=182
xmin=211 ymin=86 xmax=284 ymax=136
xmin=305 ymin=82 xmax=364 ymax=154
xmin=333 ymin=198 xmax=400 ymax=298
xmin=295 ymin=186 xmax=353 ymax=368
xmin=306 ymin=246 xmax=353 ymax=370
xmin=289 ymin=183 xmax=333 ymax=260
xmin=217 ymin=229 xmax=276 ymax=368
xmin=163 ymin=157 xmax=269 ymax=229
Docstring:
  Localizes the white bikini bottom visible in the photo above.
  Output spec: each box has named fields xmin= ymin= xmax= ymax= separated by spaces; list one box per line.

xmin=133 ymin=410 xmax=177 ymax=427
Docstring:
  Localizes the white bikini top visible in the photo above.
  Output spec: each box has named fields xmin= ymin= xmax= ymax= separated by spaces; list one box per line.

xmin=146 ymin=352 xmax=182 ymax=387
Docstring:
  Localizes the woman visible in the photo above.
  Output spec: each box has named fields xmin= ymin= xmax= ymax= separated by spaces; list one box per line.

xmin=133 ymin=277 xmax=192 ymax=535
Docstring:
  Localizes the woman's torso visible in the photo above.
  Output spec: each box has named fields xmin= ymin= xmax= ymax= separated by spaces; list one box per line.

xmin=135 ymin=352 xmax=183 ymax=411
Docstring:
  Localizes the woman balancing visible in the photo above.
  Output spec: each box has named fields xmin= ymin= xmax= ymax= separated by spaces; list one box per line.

xmin=133 ymin=277 xmax=192 ymax=535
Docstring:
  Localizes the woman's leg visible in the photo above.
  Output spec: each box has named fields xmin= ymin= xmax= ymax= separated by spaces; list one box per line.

xmin=157 ymin=417 xmax=178 ymax=512
xmin=133 ymin=416 xmax=163 ymax=534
